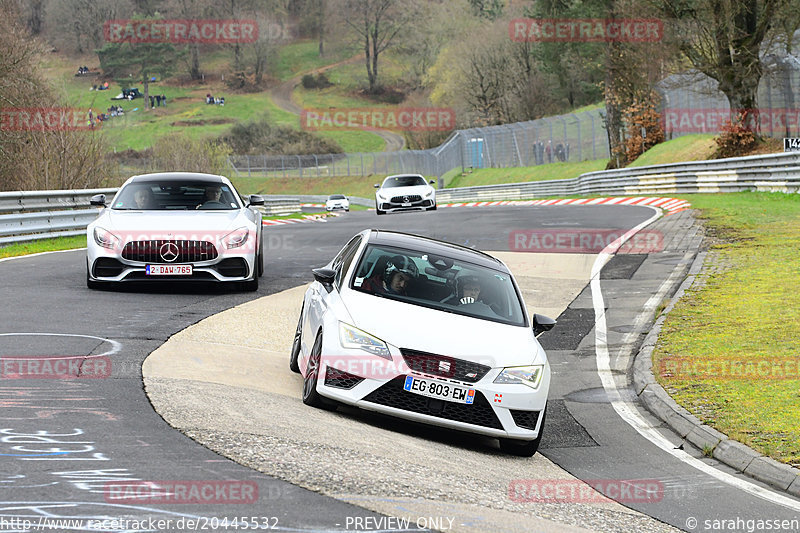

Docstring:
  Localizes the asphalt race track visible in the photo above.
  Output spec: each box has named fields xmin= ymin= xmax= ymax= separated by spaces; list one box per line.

xmin=1 ymin=205 xmax=799 ymax=532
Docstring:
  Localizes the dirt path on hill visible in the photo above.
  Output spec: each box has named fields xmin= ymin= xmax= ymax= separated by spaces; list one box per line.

xmin=269 ymin=54 xmax=405 ymax=152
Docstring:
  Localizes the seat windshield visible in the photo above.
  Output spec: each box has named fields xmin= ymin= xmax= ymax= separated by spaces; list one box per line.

xmin=382 ymin=175 xmax=426 ymax=188
xmin=112 ymin=182 xmax=240 ymax=211
xmin=351 ymin=244 xmax=527 ymax=327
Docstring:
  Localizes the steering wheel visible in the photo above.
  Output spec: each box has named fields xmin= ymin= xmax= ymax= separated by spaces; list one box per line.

xmin=196 ymin=201 xmax=227 ymax=210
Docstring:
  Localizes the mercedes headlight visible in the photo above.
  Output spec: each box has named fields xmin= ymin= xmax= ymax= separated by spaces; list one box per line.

xmin=222 ymin=227 xmax=249 ymax=249
xmin=93 ymin=227 xmax=120 ymax=250
xmin=339 ymin=322 xmax=391 ymax=359
xmin=494 ymin=365 xmax=544 ymax=389
xmin=423 ymin=188 xmax=434 ymax=198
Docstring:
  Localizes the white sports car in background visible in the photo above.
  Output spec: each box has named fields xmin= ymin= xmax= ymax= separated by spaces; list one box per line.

xmin=325 ymin=194 xmax=350 ymax=212
xmin=374 ymin=174 xmax=437 ymax=215
xmin=86 ymin=172 xmax=265 ymax=291
xmin=289 ymin=229 xmax=555 ymax=456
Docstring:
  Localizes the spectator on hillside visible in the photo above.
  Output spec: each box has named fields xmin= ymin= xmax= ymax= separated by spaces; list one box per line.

xmin=160 ymin=94 xmax=166 ymax=107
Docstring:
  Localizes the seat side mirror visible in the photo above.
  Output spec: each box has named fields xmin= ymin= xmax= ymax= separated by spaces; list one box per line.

xmin=313 ymin=267 xmax=336 ymax=293
xmin=532 ymin=314 xmax=556 ymax=337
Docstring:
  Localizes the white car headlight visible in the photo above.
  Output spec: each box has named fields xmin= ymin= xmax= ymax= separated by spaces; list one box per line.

xmin=493 ymin=365 xmax=544 ymax=389
xmin=93 ymin=227 xmax=120 ymax=250
xmin=423 ymin=189 xmax=434 ymax=198
xmin=222 ymin=227 xmax=249 ymax=249
xmin=339 ymin=322 xmax=391 ymax=359
xmin=376 ymin=192 xmax=387 ymax=201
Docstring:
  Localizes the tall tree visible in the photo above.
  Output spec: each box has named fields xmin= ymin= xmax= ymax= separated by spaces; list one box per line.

xmin=653 ymin=0 xmax=786 ymax=126
xmin=468 ymin=0 xmax=505 ymax=20
xmin=96 ymin=24 xmax=183 ymax=111
xmin=337 ymin=0 xmax=418 ymax=93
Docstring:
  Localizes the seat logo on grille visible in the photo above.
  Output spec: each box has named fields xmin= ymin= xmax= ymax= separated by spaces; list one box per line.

xmin=438 ymin=361 xmax=451 ymax=373
xmin=159 ymin=242 xmax=180 ymax=262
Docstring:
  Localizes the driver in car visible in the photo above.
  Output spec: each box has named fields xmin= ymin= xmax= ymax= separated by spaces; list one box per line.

xmin=197 ymin=185 xmax=223 ymax=208
xmin=444 ymin=274 xmax=484 ymax=305
xmin=361 ymin=255 xmax=418 ymax=296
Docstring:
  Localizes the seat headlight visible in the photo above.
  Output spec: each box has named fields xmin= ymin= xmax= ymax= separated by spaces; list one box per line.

xmin=222 ymin=227 xmax=249 ymax=249
xmin=339 ymin=322 xmax=391 ymax=359
xmin=494 ymin=365 xmax=544 ymax=389
xmin=93 ymin=227 xmax=121 ymax=250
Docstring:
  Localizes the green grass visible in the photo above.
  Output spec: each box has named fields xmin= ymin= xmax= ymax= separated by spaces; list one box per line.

xmin=652 ymin=192 xmax=800 ymax=466
xmin=447 ymin=159 xmax=609 ymax=188
xmin=42 ymin=50 xmax=383 ymax=153
xmin=629 ymin=135 xmax=717 ymax=167
xmin=232 ymin=175 xmax=383 ymax=199
xmin=0 ymin=235 xmax=86 ymax=258
xmin=273 ymin=41 xmax=355 ymax=81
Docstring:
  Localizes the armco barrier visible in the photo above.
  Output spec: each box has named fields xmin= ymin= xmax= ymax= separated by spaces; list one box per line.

xmin=1 ymin=151 xmax=798 ymax=245
xmin=0 ymin=189 xmax=301 ymax=245
xmin=437 ymin=151 xmax=800 ymax=203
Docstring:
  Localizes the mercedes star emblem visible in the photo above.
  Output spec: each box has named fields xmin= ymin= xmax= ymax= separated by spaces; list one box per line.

xmin=159 ymin=242 xmax=180 ymax=262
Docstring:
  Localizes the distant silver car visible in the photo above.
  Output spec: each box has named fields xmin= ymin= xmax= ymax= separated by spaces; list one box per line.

xmin=86 ymin=172 xmax=265 ymax=291
xmin=374 ymin=174 xmax=436 ymax=215
xmin=326 ymin=194 xmax=350 ymax=212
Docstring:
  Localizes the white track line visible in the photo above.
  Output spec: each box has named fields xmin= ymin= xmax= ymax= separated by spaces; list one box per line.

xmin=590 ymin=209 xmax=800 ymax=511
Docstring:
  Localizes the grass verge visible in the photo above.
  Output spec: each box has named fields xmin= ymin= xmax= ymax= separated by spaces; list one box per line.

xmin=0 ymin=235 xmax=87 ymax=259
xmin=447 ymin=159 xmax=608 ymax=187
xmin=652 ymin=192 xmax=800 ymax=466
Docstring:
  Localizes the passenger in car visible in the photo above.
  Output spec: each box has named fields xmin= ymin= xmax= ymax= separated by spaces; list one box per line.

xmin=361 ymin=255 xmax=418 ymax=296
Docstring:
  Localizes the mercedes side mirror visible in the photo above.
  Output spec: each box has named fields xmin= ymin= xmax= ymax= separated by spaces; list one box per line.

xmin=90 ymin=194 xmax=106 ymax=207
xmin=247 ymin=195 xmax=265 ymax=207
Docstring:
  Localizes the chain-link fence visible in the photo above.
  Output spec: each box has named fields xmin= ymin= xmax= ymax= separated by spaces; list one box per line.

xmin=227 ymin=107 xmax=610 ymax=179
xmin=658 ymin=55 xmax=800 ymax=139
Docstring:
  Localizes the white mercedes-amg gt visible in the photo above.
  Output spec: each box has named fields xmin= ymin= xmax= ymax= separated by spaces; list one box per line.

xmin=290 ymin=229 xmax=555 ymax=456
xmin=86 ymin=172 xmax=265 ymax=290
xmin=374 ymin=174 xmax=437 ymax=214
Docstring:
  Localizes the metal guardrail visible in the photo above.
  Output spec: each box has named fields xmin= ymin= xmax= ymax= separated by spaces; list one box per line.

xmin=1 ymin=152 xmax=798 ymax=245
xmin=436 ymin=152 xmax=800 ymax=203
xmin=0 ymin=189 xmax=302 ymax=245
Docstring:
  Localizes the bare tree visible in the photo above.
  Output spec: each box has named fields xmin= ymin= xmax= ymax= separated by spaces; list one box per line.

xmin=1 ymin=0 xmax=112 ymax=191
xmin=653 ymin=0 xmax=787 ymax=123
xmin=45 ymin=0 xmax=126 ymax=54
xmin=335 ymin=0 xmax=419 ymax=93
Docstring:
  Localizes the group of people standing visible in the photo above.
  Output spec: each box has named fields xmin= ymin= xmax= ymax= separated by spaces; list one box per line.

xmin=533 ymin=140 xmax=570 ymax=164
xmin=149 ymin=94 xmax=167 ymax=108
